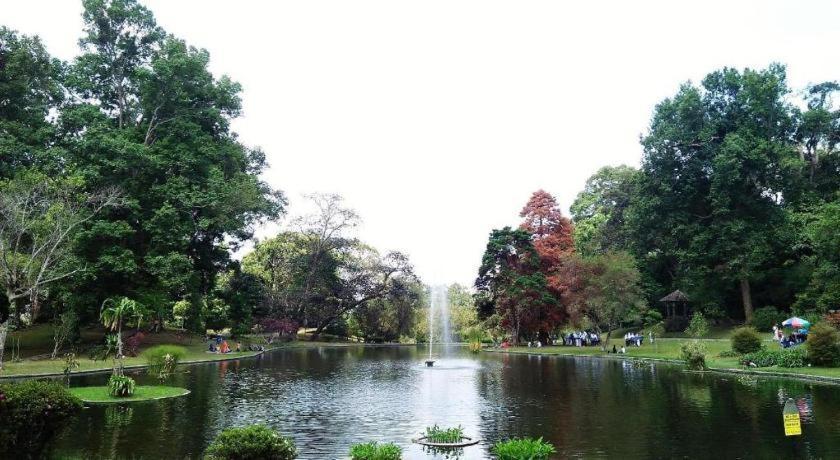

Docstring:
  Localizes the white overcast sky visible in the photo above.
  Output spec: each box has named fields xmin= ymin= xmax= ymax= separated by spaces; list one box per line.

xmin=6 ymin=1 xmax=840 ymax=286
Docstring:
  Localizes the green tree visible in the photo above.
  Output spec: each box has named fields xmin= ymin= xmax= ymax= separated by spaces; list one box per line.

xmin=59 ymin=0 xmax=284 ymax=324
xmin=0 ymin=27 xmax=63 ymax=179
xmin=579 ymin=251 xmax=645 ymax=346
xmin=794 ymin=199 xmax=840 ymax=311
xmin=571 ymin=165 xmax=639 ymax=256
xmin=352 ymin=277 xmax=422 ymax=342
xmin=448 ymin=283 xmax=479 ymax=341
xmin=629 ymin=65 xmax=796 ymax=322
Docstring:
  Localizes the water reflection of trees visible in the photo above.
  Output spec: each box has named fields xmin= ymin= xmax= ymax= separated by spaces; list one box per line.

xmin=476 ymin=354 xmax=840 ymax=458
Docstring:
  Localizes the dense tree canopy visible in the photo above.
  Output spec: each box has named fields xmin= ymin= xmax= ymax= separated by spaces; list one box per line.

xmin=0 ymin=0 xmax=287 ymax=336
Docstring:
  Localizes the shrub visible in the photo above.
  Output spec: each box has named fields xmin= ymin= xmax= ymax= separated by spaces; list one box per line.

xmin=717 ymin=349 xmax=740 ymax=358
xmin=807 ymin=323 xmax=840 ymax=367
xmin=107 ymin=374 xmax=136 ymax=397
xmin=664 ymin=316 xmax=688 ymax=333
xmin=205 ymin=424 xmax=297 ymax=460
xmin=778 ymin=347 xmax=808 ymax=368
xmin=742 ymin=348 xmax=806 ymax=368
xmin=685 ymin=313 xmax=709 ymax=338
xmin=731 ymin=327 xmax=762 ymax=354
xmin=349 ymin=441 xmax=402 ymax=460
xmin=680 ymin=340 xmax=707 ymax=370
xmin=142 ymin=345 xmax=188 ymax=374
xmin=751 ymin=306 xmax=785 ymax=332
xmin=642 ymin=309 xmax=663 ymax=327
xmin=741 ymin=349 xmax=774 ymax=367
xmin=0 ymin=380 xmax=82 ymax=456
xmin=493 ymin=437 xmax=557 ymax=460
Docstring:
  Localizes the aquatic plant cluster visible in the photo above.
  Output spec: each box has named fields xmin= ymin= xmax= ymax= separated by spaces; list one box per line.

xmin=199 ymin=423 xmax=557 ymax=459
xmin=349 ymin=441 xmax=402 ymax=460
xmin=423 ymin=424 xmax=466 ymax=443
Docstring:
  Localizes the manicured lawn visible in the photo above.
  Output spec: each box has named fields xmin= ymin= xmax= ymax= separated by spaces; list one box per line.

xmin=0 ymin=342 xmax=263 ymax=378
xmin=498 ymin=337 xmax=840 ymax=381
xmin=503 ymin=337 xmax=731 ymax=361
xmin=70 ymin=385 xmax=189 ymax=403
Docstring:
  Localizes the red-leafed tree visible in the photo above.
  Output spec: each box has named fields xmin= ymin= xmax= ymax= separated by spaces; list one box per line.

xmin=519 ymin=190 xmax=576 ymax=326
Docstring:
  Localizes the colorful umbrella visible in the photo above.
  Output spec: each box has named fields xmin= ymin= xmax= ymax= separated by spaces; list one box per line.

xmin=782 ymin=317 xmax=811 ymax=329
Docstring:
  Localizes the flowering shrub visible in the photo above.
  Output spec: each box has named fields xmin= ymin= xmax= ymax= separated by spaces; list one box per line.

xmin=259 ymin=318 xmax=298 ymax=336
xmin=124 ymin=331 xmax=146 ymax=357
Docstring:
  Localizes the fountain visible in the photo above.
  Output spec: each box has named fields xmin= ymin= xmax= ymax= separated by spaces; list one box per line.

xmin=425 ymin=285 xmax=451 ymax=367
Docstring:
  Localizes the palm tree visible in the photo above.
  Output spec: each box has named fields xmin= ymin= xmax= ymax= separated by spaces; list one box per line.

xmin=100 ymin=297 xmax=143 ymax=361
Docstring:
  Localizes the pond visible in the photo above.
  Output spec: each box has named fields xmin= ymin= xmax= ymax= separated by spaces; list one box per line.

xmin=49 ymin=345 xmax=840 ymax=459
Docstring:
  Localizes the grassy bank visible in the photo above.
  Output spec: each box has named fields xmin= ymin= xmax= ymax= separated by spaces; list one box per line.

xmin=0 ymin=342 xmax=265 ymax=378
xmin=494 ymin=337 xmax=840 ymax=381
xmin=69 ymin=385 xmax=190 ymax=403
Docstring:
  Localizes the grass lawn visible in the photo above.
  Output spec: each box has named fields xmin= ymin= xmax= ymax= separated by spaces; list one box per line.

xmin=0 ymin=337 xmax=265 ymax=378
xmin=69 ymin=385 xmax=189 ymax=403
xmin=498 ymin=336 xmax=840 ymax=381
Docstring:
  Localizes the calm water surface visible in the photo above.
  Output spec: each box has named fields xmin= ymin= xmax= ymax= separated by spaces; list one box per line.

xmin=49 ymin=345 xmax=840 ymax=459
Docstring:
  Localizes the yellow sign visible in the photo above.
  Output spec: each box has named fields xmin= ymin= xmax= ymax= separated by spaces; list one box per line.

xmin=783 ymin=399 xmax=802 ymax=437
xmin=784 ymin=413 xmax=801 ymax=436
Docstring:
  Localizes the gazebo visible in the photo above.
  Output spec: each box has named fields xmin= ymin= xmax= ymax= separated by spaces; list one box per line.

xmin=660 ymin=290 xmax=690 ymax=318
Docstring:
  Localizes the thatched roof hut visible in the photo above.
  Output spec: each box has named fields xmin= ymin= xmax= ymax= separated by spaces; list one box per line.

xmin=660 ymin=290 xmax=689 ymax=317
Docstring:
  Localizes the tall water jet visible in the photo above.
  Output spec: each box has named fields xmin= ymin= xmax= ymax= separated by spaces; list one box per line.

xmin=426 ymin=285 xmax=452 ymax=367
xmin=435 ymin=285 xmax=452 ymax=346
xmin=427 ymin=286 xmax=435 ymax=364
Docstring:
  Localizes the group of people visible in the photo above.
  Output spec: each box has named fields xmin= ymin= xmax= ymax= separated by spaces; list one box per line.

xmin=624 ymin=332 xmax=645 ymax=347
xmin=207 ymin=335 xmax=262 ymax=354
xmin=560 ymin=331 xmax=601 ymax=347
xmin=772 ymin=325 xmax=808 ymax=349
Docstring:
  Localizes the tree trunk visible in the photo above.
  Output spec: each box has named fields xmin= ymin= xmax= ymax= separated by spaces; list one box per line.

xmin=0 ymin=320 xmax=8 ymax=369
xmin=117 ymin=322 xmax=124 ymax=359
xmin=740 ymin=278 xmax=754 ymax=324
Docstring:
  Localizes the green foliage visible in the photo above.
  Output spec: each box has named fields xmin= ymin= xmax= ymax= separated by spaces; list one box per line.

xmin=807 ymin=323 xmax=840 ymax=367
xmin=751 ymin=306 xmax=785 ymax=332
xmin=680 ymin=340 xmax=707 ymax=370
xmin=794 ymin=200 xmax=840 ymax=312
xmin=63 ymin=352 xmax=80 ymax=386
xmin=205 ymin=424 xmax=297 ymax=460
xmin=685 ymin=313 xmax=710 ymax=338
xmin=642 ymin=309 xmax=663 ymax=327
xmin=492 ymin=437 xmax=557 ymax=460
xmin=717 ymin=349 xmax=741 ymax=358
xmin=107 ymin=374 xmax=136 ymax=397
xmin=423 ymin=425 xmax=465 ymax=443
xmin=576 ymin=251 xmax=645 ymax=338
xmin=353 ymin=277 xmax=423 ymax=343
xmin=571 ymin=165 xmax=639 ymax=256
xmin=742 ymin=348 xmax=807 ymax=368
xmin=52 ymin=310 xmax=80 ymax=358
xmin=731 ymin=327 xmax=762 ymax=354
xmin=0 ymin=380 xmax=82 ymax=455
xmin=172 ymin=299 xmax=191 ymax=328
xmin=349 ymin=441 xmax=402 ymax=460
xmin=142 ymin=345 xmax=187 ymax=380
